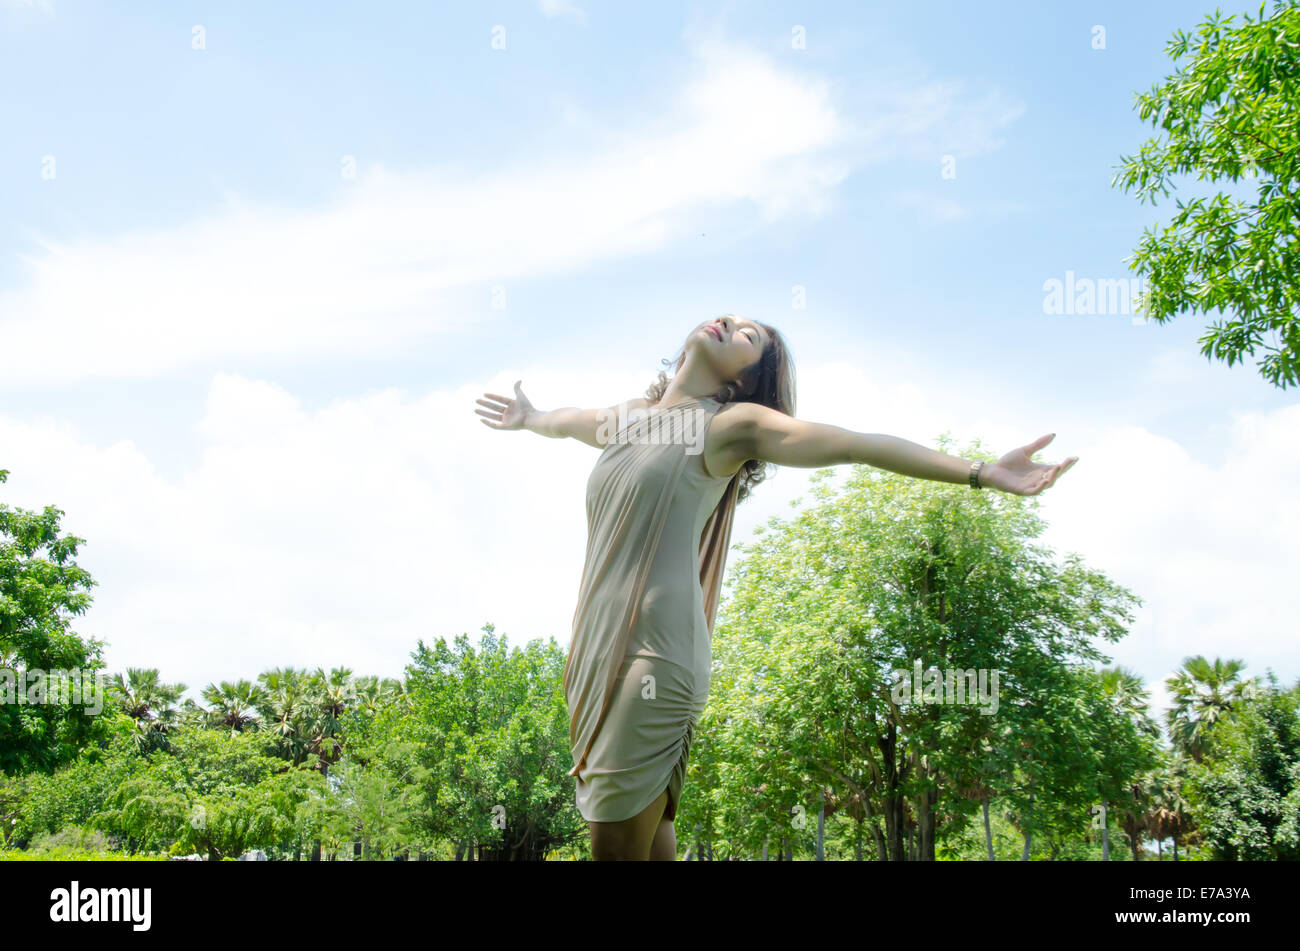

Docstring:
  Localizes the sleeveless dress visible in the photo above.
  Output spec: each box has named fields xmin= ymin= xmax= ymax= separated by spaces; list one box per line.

xmin=563 ymin=395 xmax=741 ymax=823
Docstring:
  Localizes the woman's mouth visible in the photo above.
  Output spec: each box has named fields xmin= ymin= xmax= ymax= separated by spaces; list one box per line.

xmin=705 ymin=325 xmax=721 ymax=341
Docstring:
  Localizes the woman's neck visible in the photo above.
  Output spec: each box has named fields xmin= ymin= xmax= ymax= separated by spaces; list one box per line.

xmin=658 ymin=357 xmax=723 ymax=408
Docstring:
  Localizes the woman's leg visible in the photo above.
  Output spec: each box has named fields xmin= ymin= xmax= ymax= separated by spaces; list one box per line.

xmin=648 ymin=817 xmax=677 ymax=860
xmin=589 ymin=788 xmax=669 ymax=860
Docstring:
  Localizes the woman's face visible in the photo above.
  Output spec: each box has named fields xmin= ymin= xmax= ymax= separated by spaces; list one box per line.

xmin=691 ymin=315 xmax=769 ymax=382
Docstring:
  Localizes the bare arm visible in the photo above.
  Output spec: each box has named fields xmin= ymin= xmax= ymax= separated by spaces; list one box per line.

xmin=476 ymin=382 xmax=650 ymax=449
xmin=722 ymin=402 xmax=1077 ymax=496
xmin=526 ymin=399 xmax=649 ymax=448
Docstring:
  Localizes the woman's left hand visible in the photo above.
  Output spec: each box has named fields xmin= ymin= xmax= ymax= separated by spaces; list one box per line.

xmin=982 ymin=434 xmax=1078 ymax=496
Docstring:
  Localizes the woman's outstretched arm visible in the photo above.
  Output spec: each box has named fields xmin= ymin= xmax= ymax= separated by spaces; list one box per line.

xmin=718 ymin=402 xmax=1078 ymax=497
xmin=476 ymin=381 xmax=649 ymax=449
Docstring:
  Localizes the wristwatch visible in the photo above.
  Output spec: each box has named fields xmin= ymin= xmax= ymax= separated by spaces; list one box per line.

xmin=969 ymin=460 xmax=985 ymax=490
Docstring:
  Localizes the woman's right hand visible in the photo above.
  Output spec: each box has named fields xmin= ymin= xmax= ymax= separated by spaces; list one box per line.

xmin=476 ymin=380 xmax=535 ymax=431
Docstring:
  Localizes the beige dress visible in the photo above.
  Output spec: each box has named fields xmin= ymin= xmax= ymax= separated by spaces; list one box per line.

xmin=563 ymin=395 xmax=741 ymax=823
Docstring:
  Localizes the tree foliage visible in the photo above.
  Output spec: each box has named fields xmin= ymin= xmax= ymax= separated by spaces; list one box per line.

xmin=1113 ymin=0 xmax=1300 ymax=388
xmin=0 ymin=469 xmax=114 ymax=774
xmin=686 ymin=440 xmax=1150 ymax=860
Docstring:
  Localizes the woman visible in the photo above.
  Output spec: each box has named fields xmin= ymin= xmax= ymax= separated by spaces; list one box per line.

xmin=475 ymin=314 xmax=1077 ymax=860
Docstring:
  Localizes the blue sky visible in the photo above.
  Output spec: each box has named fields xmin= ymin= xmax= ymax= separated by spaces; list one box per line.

xmin=2 ymin=0 xmax=1296 ymax=722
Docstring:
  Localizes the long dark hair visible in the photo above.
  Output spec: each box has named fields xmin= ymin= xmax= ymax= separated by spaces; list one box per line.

xmin=645 ymin=315 xmax=796 ymax=503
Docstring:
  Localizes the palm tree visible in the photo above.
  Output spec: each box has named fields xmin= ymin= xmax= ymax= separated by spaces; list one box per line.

xmin=1164 ymin=657 xmax=1256 ymax=763
xmin=259 ymin=667 xmax=316 ymax=765
xmin=1101 ymin=667 xmax=1159 ymax=736
xmin=200 ymin=679 xmax=266 ymax=732
xmin=1145 ymin=756 xmax=1195 ymax=860
xmin=308 ymin=666 xmax=355 ymax=774
xmin=1099 ymin=666 xmax=1159 ymax=860
xmin=350 ymin=675 xmax=408 ymax=716
xmin=176 ymin=696 xmax=211 ymax=730
xmin=254 ymin=666 xmax=393 ymax=777
xmin=108 ymin=667 xmax=187 ymax=753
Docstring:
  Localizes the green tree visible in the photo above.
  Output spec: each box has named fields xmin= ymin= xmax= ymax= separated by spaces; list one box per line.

xmin=1164 ymin=655 xmax=1257 ymax=763
xmin=108 ymin=668 xmax=187 ymax=755
xmin=1089 ymin=666 xmax=1163 ymax=861
xmin=1187 ymin=671 xmax=1300 ymax=859
xmin=1112 ymin=0 xmax=1300 ymax=388
xmin=6 ymin=718 xmax=141 ymax=847
xmin=398 ymin=625 xmax=581 ymax=860
xmin=322 ymin=751 xmax=431 ymax=860
xmin=1145 ymin=754 xmax=1197 ymax=860
xmin=0 ymin=468 xmax=114 ymax=774
xmin=199 ymin=679 xmax=266 ymax=733
xmin=258 ymin=666 xmax=382 ymax=774
xmin=93 ymin=724 xmax=323 ymax=858
xmin=693 ymin=440 xmax=1142 ymax=860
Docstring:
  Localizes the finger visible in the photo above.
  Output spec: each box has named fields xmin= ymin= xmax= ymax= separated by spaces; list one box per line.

xmin=474 ymin=408 xmax=501 ymax=420
xmin=482 ymin=393 xmax=512 ymax=405
xmin=1034 ymin=452 xmax=1076 ymax=476
xmin=480 ymin=418 xmax=500 ymax=429
xmin=1024 ymin=433 xmax=1055 ymax=459
xmin=1047 ymin=458 xmax=1078 ymax=487
xmin=1047 ymin=459 xmax=1073 ymax=487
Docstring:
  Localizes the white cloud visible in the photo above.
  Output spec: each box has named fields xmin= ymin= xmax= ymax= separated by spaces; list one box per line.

xmin=2 ymin=359 xmax=1295 ymax=718
xmin=1035 ymin=406 xmax=1300 ymax=719
xmin=538 ymin=0 xmax=586 ymax=25
xmin=1 ymin=371 xmax=623 ymax=695
xmin=0 ymin=41 xmax=1023 ymax=387
xmin=849 ymin=77 xmax=1025 ymax=164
